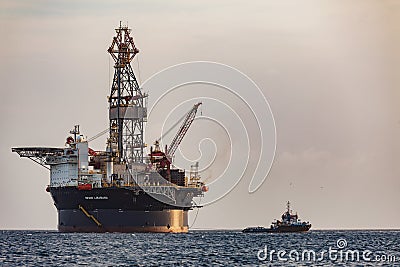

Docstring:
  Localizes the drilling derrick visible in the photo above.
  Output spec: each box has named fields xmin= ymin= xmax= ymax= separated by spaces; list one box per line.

xmin=108 ymin=23 xmax=147 ymax=164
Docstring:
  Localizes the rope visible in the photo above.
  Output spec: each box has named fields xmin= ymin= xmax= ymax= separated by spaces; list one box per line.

xmin=189 ymin=196 xmax=202 ymax=229
xmin=108 ymin=56 xmax=111 ymax=88
xmin=136 ymin=54 xmax=142 ymax=84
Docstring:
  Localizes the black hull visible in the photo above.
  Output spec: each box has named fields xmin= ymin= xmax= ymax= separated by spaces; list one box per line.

xmin=265 ymin=225 xmax=311 ymax=233
xmin=243 ymin=225 xmax=311 ymax=233
xmin=50 ymin=187 xmax=192 ymax=211
xmin=50 ymin=187 xmax=193 ymax=233
xmin=58 ymin=209 xmax=188 ymax=233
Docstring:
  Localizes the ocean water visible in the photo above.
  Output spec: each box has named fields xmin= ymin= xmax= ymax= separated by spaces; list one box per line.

xmin=0 ymin=230 xmax=399 ymax=266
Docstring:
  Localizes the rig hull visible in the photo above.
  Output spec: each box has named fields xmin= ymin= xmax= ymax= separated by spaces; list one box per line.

xmin=51 ymin=187 xmax=191 ymax=233
xmin=58 ymin=209 xmax=188 ymax=233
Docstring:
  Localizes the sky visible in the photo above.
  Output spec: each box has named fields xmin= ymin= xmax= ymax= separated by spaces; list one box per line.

xmin=0 ymin=0 xmax=399 ymax=230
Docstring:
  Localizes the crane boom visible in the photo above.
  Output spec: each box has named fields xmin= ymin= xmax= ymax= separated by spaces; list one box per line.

xmin=167 ymin=102 xmax=202 ymax=157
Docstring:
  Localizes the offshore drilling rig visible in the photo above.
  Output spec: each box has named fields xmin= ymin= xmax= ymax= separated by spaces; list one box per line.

xmin=12 ymin=23 xmax=207 ymax=233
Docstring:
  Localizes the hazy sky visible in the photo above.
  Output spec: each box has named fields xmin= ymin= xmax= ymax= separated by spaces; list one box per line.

xmin=1 ymin=0 xmax=399 ymax=230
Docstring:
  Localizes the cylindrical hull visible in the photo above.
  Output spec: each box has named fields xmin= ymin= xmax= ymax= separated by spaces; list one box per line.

xmin=58 ymin=209 xmax=188 ymax=233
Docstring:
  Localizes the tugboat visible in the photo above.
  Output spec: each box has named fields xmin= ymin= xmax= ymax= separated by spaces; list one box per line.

xmin=242 ymin=201 xmax=311 ymax=233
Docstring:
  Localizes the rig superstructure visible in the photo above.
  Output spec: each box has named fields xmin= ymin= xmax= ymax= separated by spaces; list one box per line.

xmin=12 ymin=23 xmax=207 ymax=233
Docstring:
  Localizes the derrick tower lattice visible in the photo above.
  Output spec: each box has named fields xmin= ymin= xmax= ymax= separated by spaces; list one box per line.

xmin=108 ymin=23 xmax=147 ymax=164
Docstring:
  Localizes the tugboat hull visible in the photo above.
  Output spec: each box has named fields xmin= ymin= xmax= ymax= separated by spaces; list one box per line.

xmin=265 ymin=224 xmax=311 ymax=233
xmin=242 ymin=224 xmax=311 ymax=233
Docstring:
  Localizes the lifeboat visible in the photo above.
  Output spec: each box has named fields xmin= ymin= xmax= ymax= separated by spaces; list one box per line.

xmin=78 ymin=184 xmax=92 ymax=190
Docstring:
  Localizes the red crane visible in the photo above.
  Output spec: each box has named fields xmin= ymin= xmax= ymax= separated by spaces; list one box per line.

xmin=149 ymin=102 xmax=202 ymax=180
xmin=166 ymin=102 xmax=202 ymax=158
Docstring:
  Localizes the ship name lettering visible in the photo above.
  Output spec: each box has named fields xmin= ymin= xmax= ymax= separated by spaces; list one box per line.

xmin=85 ymin=196 xmax=108 ymax=200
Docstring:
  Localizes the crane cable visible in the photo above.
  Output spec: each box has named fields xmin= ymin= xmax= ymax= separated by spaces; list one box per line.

xmin=87 ymin=128 xmax=109 ymax=142
xmin=156 ymin=110 xmax=189 ymax=143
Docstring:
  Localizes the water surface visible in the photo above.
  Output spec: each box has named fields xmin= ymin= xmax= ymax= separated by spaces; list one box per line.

xmin=1 ymin=230 xmax=399 ymax=266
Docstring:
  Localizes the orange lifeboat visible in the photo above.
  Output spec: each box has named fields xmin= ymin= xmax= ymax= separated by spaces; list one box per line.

xmin=78 ymin=184 xmax=92 ymax=190
xmin=201 ymin=185 xmax=209 ymax=192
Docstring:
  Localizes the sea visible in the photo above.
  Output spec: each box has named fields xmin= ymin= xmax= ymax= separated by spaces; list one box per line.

xmin=0 ymin=230 xmax=399 ymax=266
